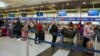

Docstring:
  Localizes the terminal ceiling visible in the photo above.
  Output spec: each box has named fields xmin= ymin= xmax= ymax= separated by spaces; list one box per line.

xmin=0 ymin=0 xmax=100 ymax=13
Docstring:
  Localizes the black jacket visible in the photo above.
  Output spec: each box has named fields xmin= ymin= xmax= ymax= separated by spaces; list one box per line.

xmin=50 ymin=24 xmax=58 ymax=33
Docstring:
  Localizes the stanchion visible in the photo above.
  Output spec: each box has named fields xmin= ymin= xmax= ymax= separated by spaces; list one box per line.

xmin=94 ymin=36 xmax=97 ymax=56
xmin=26 ymin=36 xmax=29 ymax=56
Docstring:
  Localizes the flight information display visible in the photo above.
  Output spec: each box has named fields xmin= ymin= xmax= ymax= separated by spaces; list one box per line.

xmin=21 ymin=13 xmax=27 ymax=17
xmin=36 ymin=12 xmax=43 ymax=16
xmin=9 ymin=13 xmax=15 ymax=17
xmin=88 ymin=10 xmax=99 ymax=16
xmin=58 ymin=10 xmax=67 ymax=16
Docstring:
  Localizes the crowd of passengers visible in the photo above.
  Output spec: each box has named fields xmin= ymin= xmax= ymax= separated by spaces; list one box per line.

xmin=0 ymin=19 xmax=98 ymax=49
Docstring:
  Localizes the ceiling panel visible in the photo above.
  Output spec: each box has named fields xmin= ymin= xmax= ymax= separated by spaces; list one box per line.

xmin=0 ymin=0 xmax=100 ymax=13
xmin=0 ymin=0 xmax=95 ymax=9
xmin=3 ymin=0 xmax=72 ymax=8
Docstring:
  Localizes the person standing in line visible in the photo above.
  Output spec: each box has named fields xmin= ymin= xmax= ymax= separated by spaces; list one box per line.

xmin=35 ymin=21 xmax=43 ymax=44
xmin=34 ymin=22 xmax=38 ymax=44
xmin=14 ymin=19 xmax=23 ymax=39
xmin=68 ymin=22 xmax=74 ymax=31
xmin=29 ymin=22 xmax=34 ymax=33
xmin=77 ymin=21 xmax=82 ymax=31
xmin=83 ymin=22 xmax=94 ymax=48
xmin=8 ymin=22 xmax=14 ymax=38
xmin=50 ymin=22 xmax=58 ymax=47
xmin=0 ymin=20 xmax=4 ymax=28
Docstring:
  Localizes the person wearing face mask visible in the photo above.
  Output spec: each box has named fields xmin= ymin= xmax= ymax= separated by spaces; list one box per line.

xmin=83 ymin=22 xmax=94 ymax=48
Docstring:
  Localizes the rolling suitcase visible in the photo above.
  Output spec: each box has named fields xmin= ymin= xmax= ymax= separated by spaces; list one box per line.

xmin=86 ymin=40 xmax=94 ymax=54
xmin=1 ymin=26 xmax=7 ymax=36
xmin=0 ymin=29 xmax=1 ymax=36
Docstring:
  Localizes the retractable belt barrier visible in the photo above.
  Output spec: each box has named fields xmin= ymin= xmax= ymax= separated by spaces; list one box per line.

xmin=29 ymin=37 xmax=100 ymax=54
xmin=0 ymin=29 xmax=100 ymax=54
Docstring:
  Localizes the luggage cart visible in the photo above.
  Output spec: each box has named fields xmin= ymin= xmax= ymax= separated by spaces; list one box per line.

xmin=61 ymin=28 xmax=78 ymax=46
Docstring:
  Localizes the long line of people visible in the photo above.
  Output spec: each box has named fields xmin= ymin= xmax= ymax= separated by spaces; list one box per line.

xmin=0 ymin=19 xmax=96 ymax=51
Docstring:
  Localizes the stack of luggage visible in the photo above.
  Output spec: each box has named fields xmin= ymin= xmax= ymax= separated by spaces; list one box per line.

xmin=61 ymin=28 xmax=77 ymax=45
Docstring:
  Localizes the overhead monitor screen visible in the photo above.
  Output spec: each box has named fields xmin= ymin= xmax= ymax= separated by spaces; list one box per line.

xmin=58 ymin=10 xmax=67 ymax=16
xmin=21 ymin=13 xmax=27 ymax=17
xmin=9 ymin=13 xmax=15 ymax=17
xmin=88 ymin=10 xmax=99 ymax=16
xmin=36 ymin=12 xmax=43 ymax=16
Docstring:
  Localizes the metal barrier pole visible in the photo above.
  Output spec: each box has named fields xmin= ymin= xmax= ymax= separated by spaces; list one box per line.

xmin=26 ymin=36 xmax=29 ymax=56
xmin=73 ymin=33 xmax=77 ymax=46
xmin=94 ymin=36 xmax=97 ymax=56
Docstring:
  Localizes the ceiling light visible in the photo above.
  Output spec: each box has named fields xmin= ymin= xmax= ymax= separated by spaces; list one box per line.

xmin=0 ymin=1 xmax=7 ymax=8
xmin=83 ymin=2 xmax=86 ymax=4
xmin=23 ymin=8 xmax=26 ymax=10
xmin=66 ymin=3 xmax=69 ymax=5
xmin=52 ymin=4 xmax=55 ymax=7
xmin=41 ymin=6 xmax=43 ymax=8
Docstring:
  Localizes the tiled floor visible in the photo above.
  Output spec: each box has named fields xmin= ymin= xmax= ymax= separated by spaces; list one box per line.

xmin=0 ymin=33 xmax=98 ymax=56
xmin=0 ymin=37 xmax=26 ymax=56
xmin=53 ymin=49 xmax=70 ymax=56
xmin=0 ymin=33 xmax=61 ymax=56
xmin=95 ymin=42 xmax=100 ymax=56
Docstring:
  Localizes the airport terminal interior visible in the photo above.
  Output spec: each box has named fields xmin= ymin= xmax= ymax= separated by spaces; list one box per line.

xmin=0 ymin=0 xmax=100 ymax=56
